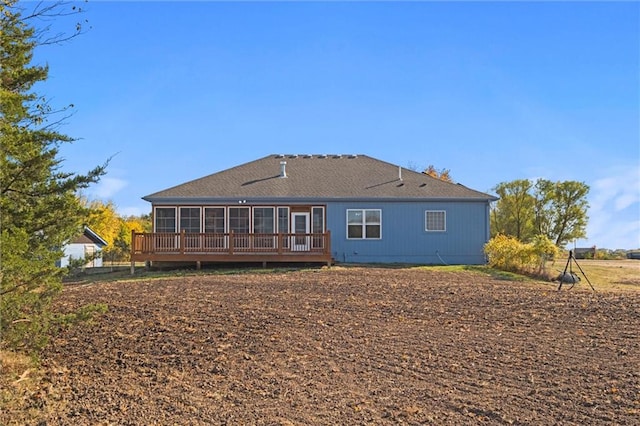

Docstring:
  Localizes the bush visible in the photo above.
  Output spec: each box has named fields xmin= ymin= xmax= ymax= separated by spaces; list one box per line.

xmin=484 ymin=234 xmax=558 ymax=278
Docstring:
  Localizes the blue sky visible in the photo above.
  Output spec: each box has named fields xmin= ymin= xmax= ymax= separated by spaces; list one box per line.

xmin=33 ymin=1 xmax=639 ymax=249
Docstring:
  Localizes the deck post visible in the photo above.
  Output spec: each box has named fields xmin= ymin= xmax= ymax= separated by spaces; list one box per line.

xmin=229 ymin=230 xmax=234 ymax=254
xmin=130 ymin=230 xmax=136 ymax=274
xmin=277 ymin=233 xmax=283 ymax=255
xmin=180 ymin=230 xmax=186 ymax=254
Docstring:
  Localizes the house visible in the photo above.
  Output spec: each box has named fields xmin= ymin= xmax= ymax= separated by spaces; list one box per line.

xmin=59 ymin=226 xmax=108 ymax=268
xmin=131 ymin=154 xmax=497 ymax=267
xmin=573 ymin=246 xmax=596 ymax=259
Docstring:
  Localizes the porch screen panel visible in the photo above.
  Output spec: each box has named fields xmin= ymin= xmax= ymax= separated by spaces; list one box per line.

xmin=180 ymin=207 xmax=201 ymax=249
xmin=278 ymin=207 xmax=289 ymax=249
xmin=204 ymin=207 xmax=225 ymax=249
xmin=155 ymin=208 xmax=176 ymax=232
xmin=204 ymin=208 xmax=225 ymax=232
xmin=229 ymin=207 xmax=250 ymax=248
xmin=154 ymin=207 xmax=176 ymax=251
xmin=180 ymin=208 xmax=201 ymax=232
xmin=312 ymin=207 xmax=324 ymax=249
xmin=253 ymin=207 xmax=275 ymax=249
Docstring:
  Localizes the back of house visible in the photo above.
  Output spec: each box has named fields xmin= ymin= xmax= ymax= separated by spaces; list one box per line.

xmin=134 ymin=154 xmax=497 ymax=266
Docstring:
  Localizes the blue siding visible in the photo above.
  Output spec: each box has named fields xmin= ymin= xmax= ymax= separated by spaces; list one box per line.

xmin=326 ymin=200 xmax=490 ymax=265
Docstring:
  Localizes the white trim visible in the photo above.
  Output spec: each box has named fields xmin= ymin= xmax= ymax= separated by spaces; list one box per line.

xmin=252 ymin=206 xmax=276 ymax=234
xmin=204 ymin=207 xmax=226 ymax=233
xmin=227 ymin=206 xmax=251 ymax=234
xmin=179 ymin=206 xmax=202 ymax=233
xmin=292 ymin=212 xmax=311 ymax=251
xmin=277 ymin=206 xmax=290 ymax=233
xmin=346 ymin=208 xmax=382 ymax=240
xmin=154 ymin=206 xmax=177 ymax=233
xmin=311 ymin=206 xmax=325 ymax=233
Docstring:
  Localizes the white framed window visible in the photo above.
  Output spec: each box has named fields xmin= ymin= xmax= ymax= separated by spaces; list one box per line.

xmin=180 ymin=207 xmax=201 ymax=249
xmin=179 ymin=207 xmax=201 ymax=233
xmin=228 ymin=207 xmax=250 ymax=233
xmin=155 ymin=207 xmax=176 ymax=233
xmin=312 ymin=206 xmax=325 ymax=249
xmin=277 ymin=207 xmax=289 ymax=233
xmin=204 ymin=207 xmax=226 ymax=249
xmin=253 ymin=207 xmax=275 ymax=234
xmin=253 ymin=207 xmax=275 ymax=249
xmin=425 ymin=210 xmax=446 ymax=232
xmin=204 ymin=207 xmax=225 ymax=233
xmin=312 ymin=207 xmax=324 ymax=233
xmin=229 ymin=207 xmax=250 ymax=248
xmin=347 ymin=209 xmax=381 ymax=239
xmin=154 ymin=207 xmax=178 ymax=250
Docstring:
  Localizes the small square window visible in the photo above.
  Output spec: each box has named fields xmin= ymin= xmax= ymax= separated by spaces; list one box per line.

xmin=426 ymin=211 xmax=446 ymax=232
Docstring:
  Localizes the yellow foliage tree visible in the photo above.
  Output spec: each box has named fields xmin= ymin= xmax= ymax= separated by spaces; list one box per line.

xmin=484 ymin=234 xmax=558 ymax=278
xmin=424 ymin=165 xmax=453 ymax=182
xmin=83 ymin=199 xmax=121 ymax=247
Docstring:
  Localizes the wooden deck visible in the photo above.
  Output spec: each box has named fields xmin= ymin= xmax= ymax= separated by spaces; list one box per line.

xmin=130 ymin=231 xmax=332 ymax=267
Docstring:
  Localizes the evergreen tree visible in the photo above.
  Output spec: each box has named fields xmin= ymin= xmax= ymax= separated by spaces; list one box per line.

xmin=0 ymin=1 xmax=106 ymax=351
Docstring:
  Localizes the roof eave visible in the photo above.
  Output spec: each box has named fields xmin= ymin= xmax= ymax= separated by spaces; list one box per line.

xmin=143 ymin=196 xmax=497 ymax=204
xmin=83 ymin=226 xmax=108 ymax=247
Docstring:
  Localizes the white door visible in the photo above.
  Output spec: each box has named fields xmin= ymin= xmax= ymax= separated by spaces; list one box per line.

xmin=292 ymin=212 xmax=310 ymax=251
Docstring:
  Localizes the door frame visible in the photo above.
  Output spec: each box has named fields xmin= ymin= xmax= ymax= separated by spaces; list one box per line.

xmin=291 ymin=212 xmax=310 ymax=251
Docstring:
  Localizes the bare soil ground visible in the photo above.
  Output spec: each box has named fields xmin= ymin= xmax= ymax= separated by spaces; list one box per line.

xmin=19 ymin=267 xmax=640 ymax=424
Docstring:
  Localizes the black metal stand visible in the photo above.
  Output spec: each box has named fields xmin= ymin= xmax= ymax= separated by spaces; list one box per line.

xmin=557 ymin=250 xmax=595 ymax=291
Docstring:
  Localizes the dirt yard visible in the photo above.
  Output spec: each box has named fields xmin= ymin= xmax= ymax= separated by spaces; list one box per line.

xmin=29 ymin=268 xmax=640 ymax=424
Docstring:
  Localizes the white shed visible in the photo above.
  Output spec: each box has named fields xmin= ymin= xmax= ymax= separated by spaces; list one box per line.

xmin=59 ymin=226 xmax=108 ymax=268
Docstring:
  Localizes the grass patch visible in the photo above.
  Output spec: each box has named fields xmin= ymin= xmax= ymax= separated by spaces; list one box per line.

xmin=412 ymin=264 xmax=534 ymax=281
xmin=64 ymin=263 xmax=329 ymax=286
xmin=0 ymin=350 xmax=68 ymax=425
xmin=546 ymin=258 xmax=640 ymax=292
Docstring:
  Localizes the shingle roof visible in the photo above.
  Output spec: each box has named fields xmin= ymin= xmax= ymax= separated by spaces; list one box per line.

xmin=71 ymin=226 xmax=108 ymax=247
xmin=143 ymin=154 xmax=497 ymax=202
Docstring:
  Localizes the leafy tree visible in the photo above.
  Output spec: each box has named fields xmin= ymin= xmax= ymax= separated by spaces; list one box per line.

xmin=490 ymin=179 xmax=535 ymax=241
xmin=108 ymin=217 xmax=143 ymax=262
xmin=83 ymin=198 xmax=120 ymax=247
xmin=0 ymin=1 xmax=106 ymax=352
xmin=490 ymin=178 xmax=589 ymax=248
xmin=533 ymin=179 xmax=589 ymax=247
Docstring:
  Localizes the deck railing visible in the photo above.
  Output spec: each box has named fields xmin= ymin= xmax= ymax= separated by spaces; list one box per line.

xmin=131 ymin=230 xmax=331 ymax=258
